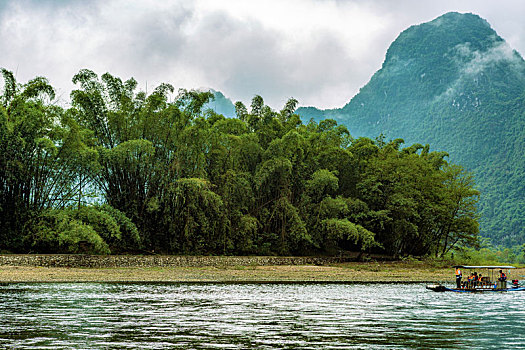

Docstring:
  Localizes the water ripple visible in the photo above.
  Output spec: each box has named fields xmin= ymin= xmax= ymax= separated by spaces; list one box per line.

xmin=0 ymin=283 xmax=524 ymax=349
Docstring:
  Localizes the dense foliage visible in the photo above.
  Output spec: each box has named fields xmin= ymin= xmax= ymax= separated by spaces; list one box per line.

xmin=297 ymin=12 xmax=525 ymax=247
xmin=0 ymin=68 xmax=480 ymax=256
xmin=449 ymin=239 xmax=525 ymax=266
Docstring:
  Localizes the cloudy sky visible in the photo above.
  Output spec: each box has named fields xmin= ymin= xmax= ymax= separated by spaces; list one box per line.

xmin=1 ymin=0 xmax=524 ymax=109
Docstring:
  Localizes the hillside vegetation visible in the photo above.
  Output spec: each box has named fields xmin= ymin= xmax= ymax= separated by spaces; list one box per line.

xmin=0 ymin=68 xmax=479 ymax=257
xmin=298 ymin=12 xmax=525 ymax=246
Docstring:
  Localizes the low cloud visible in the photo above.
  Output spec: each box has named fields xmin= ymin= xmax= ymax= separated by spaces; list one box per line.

xmin=437 ymin=38 xmax=524 ymax=102
xmin=1 ymin=0 xmax=524 ymax=109
xmin=456 ymin=40 xmax=524 ymax=76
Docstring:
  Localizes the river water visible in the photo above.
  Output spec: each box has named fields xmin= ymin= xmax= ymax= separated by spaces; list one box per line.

xmin=0 ymin=282 xmax=524 ymax=349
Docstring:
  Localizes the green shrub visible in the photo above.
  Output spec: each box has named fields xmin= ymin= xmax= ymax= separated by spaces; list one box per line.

xmin=97 ymin=204 xmax=141 ymax=252
xmin=73 ymin=206 xmax=121 ymax=245
xmin=56 ymin=219 xmax=110 ymax=254
xmin=29 ymin=209 xmax=110 ymax=254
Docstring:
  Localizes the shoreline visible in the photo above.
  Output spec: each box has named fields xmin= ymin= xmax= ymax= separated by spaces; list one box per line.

xmin=0 ymin=262 xmax=454 ymax=283
xmin=1 ymin=256 xmax=522 ymax=283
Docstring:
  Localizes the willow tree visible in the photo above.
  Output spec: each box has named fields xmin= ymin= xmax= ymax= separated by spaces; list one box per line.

xmin=155 ymin=178 xmax=226 ymax=254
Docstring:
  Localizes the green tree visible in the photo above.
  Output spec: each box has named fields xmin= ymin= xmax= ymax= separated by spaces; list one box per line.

xmin=157 ymin=178 xmax=226 ymax=254
xmin=434 ymin=165 xmax=480 ymax=256
xmin=0 ymin=69 xmax=90 ymax=251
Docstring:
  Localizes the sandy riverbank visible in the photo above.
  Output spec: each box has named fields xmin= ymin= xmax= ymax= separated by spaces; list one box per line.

xmin=2 ymin=258 xmax=523 ymax=283
xmin=0 ymin=261 xmax=465 ymax=283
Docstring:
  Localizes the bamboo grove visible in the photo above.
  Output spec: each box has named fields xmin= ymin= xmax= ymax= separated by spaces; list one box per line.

xmin=0 ymin=69 xmax=480 ymax=257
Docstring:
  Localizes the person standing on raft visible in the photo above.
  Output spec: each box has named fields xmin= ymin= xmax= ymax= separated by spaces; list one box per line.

xmin=455 ymin=267 xmax=462 ymax=288
xmin=499 ymin=270 xmax=507 ymax=281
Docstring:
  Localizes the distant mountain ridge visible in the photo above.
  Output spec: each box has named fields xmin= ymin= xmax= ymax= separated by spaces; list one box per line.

xmin=297 ymin=12 xmax=525 ymax=246
xmin=203 ymin=89 xmax=236 ymax=117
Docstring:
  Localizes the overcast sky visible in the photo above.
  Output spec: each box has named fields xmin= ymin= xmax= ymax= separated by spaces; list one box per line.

xmin=1 ymin=0 xmax=524 ymax=109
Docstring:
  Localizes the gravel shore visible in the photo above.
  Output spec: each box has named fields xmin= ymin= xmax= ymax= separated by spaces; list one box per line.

xmin=0 ymin=262 xmax=454 ymax=283
xmin=2 ymin=258 xmax=522 ymax=283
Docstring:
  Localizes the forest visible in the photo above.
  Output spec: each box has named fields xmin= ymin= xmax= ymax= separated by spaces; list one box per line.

xmin=0 ymin=68 xmax=481 ymax=257
xmin=298 ymin=12 xmax=525 ymax=248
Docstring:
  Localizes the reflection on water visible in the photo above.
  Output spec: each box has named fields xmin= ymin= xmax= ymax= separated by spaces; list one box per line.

xmin=0 ymin=282 xmax=524 ymax=349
